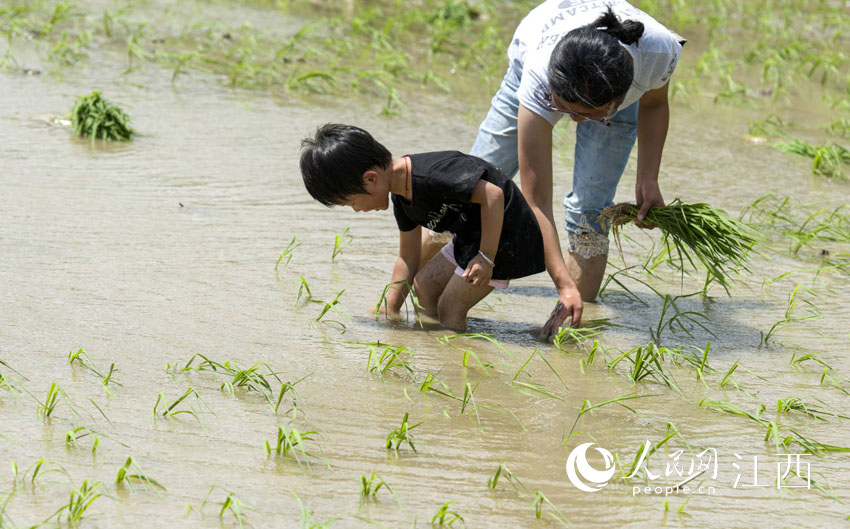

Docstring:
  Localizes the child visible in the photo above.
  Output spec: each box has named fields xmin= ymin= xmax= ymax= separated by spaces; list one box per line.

xmin=299 ymin=123 xmax=545 ymax=331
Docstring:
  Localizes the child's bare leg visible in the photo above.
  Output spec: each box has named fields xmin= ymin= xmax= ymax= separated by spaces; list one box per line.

xmin=412 ymin=253 xmax=455 ymax=323
xmin=419 ymin=230 xmax=446 ymax=269
xmin=437 ymin=276 xmax=494 ymax=331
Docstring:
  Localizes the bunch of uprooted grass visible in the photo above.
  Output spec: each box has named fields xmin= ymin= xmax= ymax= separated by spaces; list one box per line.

xmin=70 ymin=91 xmax=135 ymax=141
xmin=600 ymin=199 xmax=757 ymax=290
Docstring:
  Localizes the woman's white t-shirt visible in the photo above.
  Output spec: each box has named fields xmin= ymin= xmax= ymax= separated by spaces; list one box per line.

xmin=510 ymin=0 xmax=683 ymax=126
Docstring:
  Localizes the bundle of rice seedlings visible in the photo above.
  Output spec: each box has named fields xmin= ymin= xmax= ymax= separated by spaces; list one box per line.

xmin=70 ymin=91 xmax=135 ymax=141
xmin=600 ymin=199 xmax=757 ymax=290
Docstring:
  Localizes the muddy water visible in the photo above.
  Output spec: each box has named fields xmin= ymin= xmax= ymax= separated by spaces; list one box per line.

xmin=1 ymin=4 xmax=849 ymax=529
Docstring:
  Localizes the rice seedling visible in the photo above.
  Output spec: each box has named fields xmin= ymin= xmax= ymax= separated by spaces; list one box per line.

xmin=116 ymin=456 xmax=166 ymax=493
xmin=0 ymin=490 xmax=13 ymax=528
xmin=68 ymin=348 xmax=121 ymax=394
xmin=331 ymin=226 xmax=352 ymax=261
xmin=17 ymin=458 xmax=71 ymax=486
xmin=48 ymin=479 xmax=103 ymax=526
xmin=294 ymin=276 xmax=312 ymax=306
xmin=741 ymin=194 xmax=850 ymax=253
xmin=419 ymin=371 xmax=457 ymax=400
xmin=313 ymin=289 xmax=350 ymax=328
xmin=608 ymin=342 xmax=680 ymax=393
xmin=487 ymin=459 xmax=530 ymax=497
xmin=552 ymin=322 xmax=604 ymax=351
xmin=620 ymin=422 xmax=695 ymax=479
xmin=359 ymin=469 xmax=396 ymax=506
xmin=531 ymin=491 xmax=568 ymax=525
xmin=374 ymin=279 xmax=423 ymax=326
xmin=152 ymin=387 xmax=209 ymax=428
xmin=386 ymin=412 xmax=422 ymax=453
xmin=70 ymin=91 xmax=135 ymax=141
xmin=512 ymin=348 xmax=568 ymax=391
xmin=564 ymin=393 xmax=659 ymax=444
xmin=201 ymin=485 xmax=253 ymax=528
xmin=649 ymin=293 xmax=715 ymax=344
xmin=275 ymin=236 xmax=299 ymax=271
xmin=600 ymin=200 xmax=758 ymax=291
xmin=364 ymin=343 xmax=416 ymax=381
xmin=760 ymin=285 xmax=820 ymax=345
xmin=438 ymin=333 xmax=519 ymax=362
xmin=294 ymin=491 xmax=338 ymax=528
xmin=773 ymin=139 xmax=850 ymax=178
xmin=826 ymin=117 xmax=850 ymax=138
xmin=777 ymin=396 xmax=850 ymax=421
xmin=36 ymin=382 xmax=73 ymax=419
xmin=265 ymin=425 xmax=327 ymax=468
xmin=431 ymin=501 xmax=464 ymax=527
xmin=65 ymin=426 xmax=99 ymax=453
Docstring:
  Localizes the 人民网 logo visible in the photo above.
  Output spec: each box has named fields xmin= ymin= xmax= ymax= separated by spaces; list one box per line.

xmin=565 ymin=442 xmax=616 ymax=492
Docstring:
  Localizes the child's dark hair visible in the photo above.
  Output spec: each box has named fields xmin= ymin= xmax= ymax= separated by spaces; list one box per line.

xmin=548 ymin=7 xmax=644 ymax=108
xmin=300 ymin=123 xmax=392 ymax=206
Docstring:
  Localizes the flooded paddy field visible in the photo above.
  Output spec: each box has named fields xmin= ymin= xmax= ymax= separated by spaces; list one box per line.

xmin=1 ymin=0 xmax=849 ymax=527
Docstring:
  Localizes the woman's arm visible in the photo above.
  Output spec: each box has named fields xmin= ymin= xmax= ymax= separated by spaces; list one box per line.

xmin=635 ymin=82 xmax=670 ymax=221
xmin=384 ymin=226 xmax=422 ymax=314
xmin=517 ymin=104 xmax=583 ymax=329
xmin=463 ymin=179 xmax=504 ymax=287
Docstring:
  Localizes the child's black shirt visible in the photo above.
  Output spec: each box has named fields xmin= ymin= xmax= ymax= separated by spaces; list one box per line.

xmin=392 ymin=151 xmax=545 ymax=280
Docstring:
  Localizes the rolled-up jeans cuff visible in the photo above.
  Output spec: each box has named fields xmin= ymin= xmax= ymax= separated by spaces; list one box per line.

xmin=564 ymin=213 xmax=609 ymax=258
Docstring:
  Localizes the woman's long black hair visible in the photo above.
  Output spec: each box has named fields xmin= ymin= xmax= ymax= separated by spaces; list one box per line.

xmin=548 ymin=7 xmax=644 ymax=108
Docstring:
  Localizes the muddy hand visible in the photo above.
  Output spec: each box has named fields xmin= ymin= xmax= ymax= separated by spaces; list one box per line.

xmin=542 ymin=301 xmax=570 ymax=340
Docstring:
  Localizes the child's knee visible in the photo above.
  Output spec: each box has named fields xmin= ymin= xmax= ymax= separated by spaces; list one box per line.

xmin=437 ymin=297 xmax=468 ymax=331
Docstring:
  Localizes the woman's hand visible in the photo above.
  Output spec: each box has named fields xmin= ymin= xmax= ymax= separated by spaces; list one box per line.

xmin=542 ymin=283 xmax=583 ymax=339
xmin=462 ymin=254 xmax=493 ymax=288
xmin=634 ymin=178 xmax=665 ymax=228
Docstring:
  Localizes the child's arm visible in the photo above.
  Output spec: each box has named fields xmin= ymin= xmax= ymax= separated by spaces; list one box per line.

xmin=382 ymin=226 xmax=422 ymax=315
xmin=464 ymin=179 xmax=504 ymax=287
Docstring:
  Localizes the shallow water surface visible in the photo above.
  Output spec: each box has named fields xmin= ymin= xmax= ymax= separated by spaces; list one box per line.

xmin=1 ymin=2 xmax=849 ymax=528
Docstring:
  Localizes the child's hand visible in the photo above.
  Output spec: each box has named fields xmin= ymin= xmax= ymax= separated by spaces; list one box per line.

xmin=462 ymin=254 xmax=493 ymax=288
xmin=374 ymin=304 xmax=402 ymax=320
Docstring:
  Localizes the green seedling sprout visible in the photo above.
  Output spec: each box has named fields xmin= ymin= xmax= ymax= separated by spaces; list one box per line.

xmin=152 ymin=387 xmax=209 ymax=428
xmin=294 ymin=276 xmax=313 ymax=306
xmin=293 ymin=491 xmax=338 ymax=528
xmin=419 ymin=372 xmax=456 ymax=399
xmin=386 ymin=412 xmax=422 ymax=453
xmin=265 ymin=425 xmax=327 ymax=468
xmin=553 ymin=323 xmax=604 ymax=351
xmin=431 ymin=501 xmax=464 ymax=527
xmin=564 ymin=393 xmax=659 ymax=444
xmin=649 ymin=293 xmax=715 ymax=344
xmin=313 ymin=289 xmax=349 ymax=328
xmin=374 ymin=279 xmax=424 ymax=326
xmin=201 ymin=485 xmax=254 ymax=528
xmin=600 ymin=199 xmax=758 ymax=292
xmin=760 ymin=285 xmax=820 ymax=345
xmin=68 ymin=348 xmax=121 ymax=394
xmin=608 ymin=342 xmax=681 ymax=393
xmin=116 ymin=456 xmax=166 ymax=493
xmin=275 ymin=236 xmax=299 ymax=271
xmin=70 ymin=91 xmax=135 ymax=141
xmin=48 ymin=479 xmax=103 ymax=526
xmin=487 ymin=459 xmax=530 ymax=497
xmin=0 ymin=490 xmax=13 ymax=527
xmin=331 ymin=226 xmax=352 ymax=261
xmin=16 ymin=458 xmax=71 ymax=486
xmin=366 ymin=343 xmax=416 ymax=381
xmin=777 ymin=396 xmax=850 ymax=421
xmin=359 ymin=469 xmax=397 ymax=507
xmin=531 ymin=491 xmax=568 ymax=525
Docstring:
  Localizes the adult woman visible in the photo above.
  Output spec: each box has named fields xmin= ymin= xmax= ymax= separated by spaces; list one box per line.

xmin=469 ymin=1 xmax=684 ymax=334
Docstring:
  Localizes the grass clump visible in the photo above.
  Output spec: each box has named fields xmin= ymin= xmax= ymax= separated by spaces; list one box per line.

xmin=70 ymin=91 xmax=135 ymax=141
xmin=600 ymin=199 xmax=758 ymax=291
